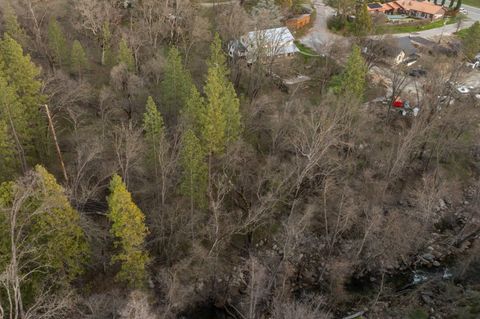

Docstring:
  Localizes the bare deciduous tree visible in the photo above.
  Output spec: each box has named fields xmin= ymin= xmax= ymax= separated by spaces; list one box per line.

xmin=118 ymin=290 xmax=157 ymax=319
xmin=112 ymin=121 xmax=144 ymax=186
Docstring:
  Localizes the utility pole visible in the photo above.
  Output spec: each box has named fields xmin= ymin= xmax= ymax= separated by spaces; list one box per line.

xmin=438 ymin=18 xmax=448 ymax=44
xmin=44 ymin=104 xmax=69 ymax=184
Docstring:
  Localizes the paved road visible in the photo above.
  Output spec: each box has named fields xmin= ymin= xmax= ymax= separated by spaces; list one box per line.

xmin=300 ymin=1 xmax=480 ymax=49
xmin=392 ymin=4 xmax=480 ymax=38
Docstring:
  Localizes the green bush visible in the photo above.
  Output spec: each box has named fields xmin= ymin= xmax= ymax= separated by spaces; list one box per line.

xmin=327 ymin=15 xmax=347 ymax=31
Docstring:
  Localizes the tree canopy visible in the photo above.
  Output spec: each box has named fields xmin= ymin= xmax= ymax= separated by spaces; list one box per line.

xmin=107 ymin=174 xmax=150 ymax=287
xmin=462 ymin=21 xmax=480 ymax=60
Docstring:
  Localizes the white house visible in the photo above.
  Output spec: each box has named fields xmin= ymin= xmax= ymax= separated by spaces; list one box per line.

xmin=228 ymin=27 xmax=299 ymax=63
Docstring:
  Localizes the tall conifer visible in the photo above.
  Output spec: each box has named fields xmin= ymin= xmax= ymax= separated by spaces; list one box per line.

xmin=107 ymin=174 xmax=150 ymax=287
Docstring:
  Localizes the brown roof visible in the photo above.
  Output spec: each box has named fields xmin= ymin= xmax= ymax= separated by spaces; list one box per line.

xmin=388 ymin=2 xmax=402 ymax=10
xmin=393 ymin=0 xmax=445 ymax=15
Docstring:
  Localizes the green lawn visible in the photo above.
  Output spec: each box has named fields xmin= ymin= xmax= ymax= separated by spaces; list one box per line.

xmin=456 ymin=27 xmax=468 ymax=38
xmin=375 ymin=17 xmax=457 ymax=34
xmin=463 ymin=0 xmax=480 ymax=7
xmin=294 ymin=41 xmax=320 ymax=57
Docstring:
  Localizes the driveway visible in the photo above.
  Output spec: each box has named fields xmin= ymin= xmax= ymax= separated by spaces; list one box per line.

xmin=300 ymin=0 xmax=348 ymax=53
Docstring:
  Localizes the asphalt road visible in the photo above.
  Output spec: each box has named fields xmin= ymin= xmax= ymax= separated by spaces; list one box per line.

xmin=300 ymin=1 xmax=480 ymax=51
xmin=392 ymin=4 xmax=480 ymax=38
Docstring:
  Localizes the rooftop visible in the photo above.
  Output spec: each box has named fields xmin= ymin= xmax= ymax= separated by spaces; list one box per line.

xmin=244 ymin=27 xmax=296 ymax=45
xmin=368 ymin=3 xmax=383 ymax=9
xmin=396 ymin=36 xmax=417 ymax=55
xmin=395 ymin=0 xmax=445 ymax=15
xmin=367 ymin=0 xmax=445 ymax=15
xmin=240 ymin=27 xmax=299 ymax=57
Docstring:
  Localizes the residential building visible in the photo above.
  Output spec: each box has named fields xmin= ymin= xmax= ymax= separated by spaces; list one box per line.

xmin=228 ymin=27 xmax=299 ymax=63
xmin=368 ymin=0 xmax=445 ymax=19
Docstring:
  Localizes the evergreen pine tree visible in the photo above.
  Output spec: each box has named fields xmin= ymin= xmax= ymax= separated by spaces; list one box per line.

xmin=143 ymin=96 xmax=171 ymax=205
xmin=107 ymin=174 xmax=150 ymax=287
xmin=48 ymin=18 xmax=68 ymax=66
xmin=0 ymin=73 xmax=21 ymax=180
xmin=143 ymin=96 xmax=166 ymax=168
xmin=180 ymin=129 xmax=208 ymax=210
xmin=462 ymin=22 xmax=480 ymax=59
xmin=0 ymin=34 xmax=46 ymax=164
xmin=0 ymin=118 xmax=15 ymax=181
xmin=337 ymin=45 xmax=368 ymax=100
xmin=181 ymin=86 xmax=205 ymax=133
xmin=207 ymin=34 xmax=229 ymax=80
xmin=101 ymin=22 xmax=112 ymax=66
xmin=0 ymin=166 xmax=89 ymax=288
xmin=354 ymin=1 xmax=373 ymax=36
xmin=160 ymin=47 xmax=193 ymax=115
xmin=70 ymin=40 xmax=88 ymax=76
xmin=201 ymin=34 xmax=242 ymax=154
xmin=455 ymin=0 xmax=462 ymax=10
xmin=222 ymin=80 xmax=242 ymax=143
xmin=202 ymin=67 xmax=227 ymax=155
xmin=117 ymin=38 xmax=135 ymax=72
xmin=32 ymin=165 xmax=90 ymax=280
xmin=143 ymin=96 xmax=165 ymax=146
xmin=2 ymin=2 xmax=28 ymax=46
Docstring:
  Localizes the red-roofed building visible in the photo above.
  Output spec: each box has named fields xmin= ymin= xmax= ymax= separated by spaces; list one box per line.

xmin=368 ymin=0 xmax=445 ymax=19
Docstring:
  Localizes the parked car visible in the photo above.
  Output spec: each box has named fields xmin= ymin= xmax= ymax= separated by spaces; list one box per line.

xmin=408 ymin=69 xmax=427 ymax=77
xmin=459 ymin=7 xmax=468 ymax=14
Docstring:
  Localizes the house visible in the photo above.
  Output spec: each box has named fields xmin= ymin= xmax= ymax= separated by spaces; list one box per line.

xmin=368 ymin=0 xmax=445 ymax=19
xmin=368 ymin=2 xmax=387 ymax=13
xmin=387 ymin=37 xmax=418 ymax=65
xmin=396 ymin=0 xmax=445 ymax=19
xmin=228 ymin=27 xmax=299 ymax=63
xmin=368 ymin=2 xmax=402 ymax=14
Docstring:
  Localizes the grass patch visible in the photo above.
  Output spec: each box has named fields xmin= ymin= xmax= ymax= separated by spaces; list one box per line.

xmin=463 ymin=0 xmax=480 ymax=7
xmin=376 ymin=17 xmax=457 ymax=34
xmin=456 ymin=27 xmax=468 ymax=38
xmin=294 ymin=41 xmax=320 ymax=57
